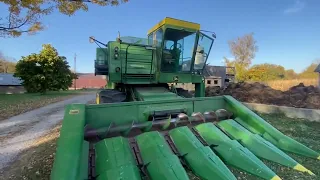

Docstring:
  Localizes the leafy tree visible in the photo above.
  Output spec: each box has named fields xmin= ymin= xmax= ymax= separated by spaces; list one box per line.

xmin=224 ymin=33 xmax=258 ymax=82
xmin=246 ymin=63 xmax=286 ymax=81
xmin=299 ymin=63 xmax=318 ymax=79
xmin=284 ymin=69 xmax=298 ymax=79
xmin=0 ymin=0 xmax=128 ymax=37
xmin=0 ymin=51 xmax=16 ymax=73
xmin=14 ymin=44 xmax=76 ymax=93
xmin=226 ymin=33 xmax=258 ymax=67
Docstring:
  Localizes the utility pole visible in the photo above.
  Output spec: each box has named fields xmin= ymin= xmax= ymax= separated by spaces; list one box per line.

xmin=74 ymin=53 xmax=77 ymax=90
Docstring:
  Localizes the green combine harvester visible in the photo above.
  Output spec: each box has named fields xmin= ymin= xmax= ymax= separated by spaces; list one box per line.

xmin=51 ymin=17 xmax=319 ymax=180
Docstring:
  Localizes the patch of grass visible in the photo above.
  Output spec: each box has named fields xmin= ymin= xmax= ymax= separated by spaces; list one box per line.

xmin=0 ymin=90 xmax=95 ymax=120
xmin=258 ymin=113 xmax=320 ymax=180
xmin=266 ymin=79 xmax=317 ymax=91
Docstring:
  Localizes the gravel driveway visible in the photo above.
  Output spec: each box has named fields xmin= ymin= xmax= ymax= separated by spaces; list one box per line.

xmin=0 ymin=93 xmax=95 ymax=170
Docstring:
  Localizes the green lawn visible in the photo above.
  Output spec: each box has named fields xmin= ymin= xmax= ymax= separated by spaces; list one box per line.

xmin=0 ymin=90 xmax=96 ymax=120
xmin=189 ymin=113 xmax=320 ymax=180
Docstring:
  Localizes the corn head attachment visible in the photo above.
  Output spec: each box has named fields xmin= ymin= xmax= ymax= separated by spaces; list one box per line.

xmin=51 ymin=17 xmax=319 ymax=180
xmin=51 ymin=96 xmax=319 ymax=180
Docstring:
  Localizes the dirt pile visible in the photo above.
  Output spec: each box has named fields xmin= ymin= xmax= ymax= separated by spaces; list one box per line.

xmin=206 ymin=82 xmax=320 ymax=109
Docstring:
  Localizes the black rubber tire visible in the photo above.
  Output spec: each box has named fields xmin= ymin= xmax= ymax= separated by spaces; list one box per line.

xmin=98 ymin=89 xmax=126 ymax=103
xmin=176 ymin=88 xmax=193 ymax=98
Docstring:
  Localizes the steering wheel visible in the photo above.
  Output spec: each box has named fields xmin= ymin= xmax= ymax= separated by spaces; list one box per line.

xmin=170 ymin=43 xmax=182 ymax=50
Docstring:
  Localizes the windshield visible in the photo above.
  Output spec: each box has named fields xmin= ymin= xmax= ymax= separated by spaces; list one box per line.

xmin=193 ymin=33 xmax=214 ymax=71
xmin=161 ymin=28 xmax=197 ymax=72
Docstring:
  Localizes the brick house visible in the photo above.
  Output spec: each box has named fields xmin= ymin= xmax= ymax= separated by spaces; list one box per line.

xmin=71 ymin=73 xmax=107 ymax=90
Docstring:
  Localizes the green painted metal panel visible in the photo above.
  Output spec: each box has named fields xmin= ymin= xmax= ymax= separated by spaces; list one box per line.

xmin=195 ymin=123 xmax=278 ymax=180
xmin=158 ymin=72 xmax=202 ymax=83
xmin=51 ymin=104 xmax=86 ymax=180
xmin=119 ymin=45 xmax=153 ymax=55
xmin=169 ymin=126 xmax=237 ymax=180
xmin=194 ymin=82 xmax=205 ymax=97
xmin=217 ymin=119 xmax=314 ymax=175
xmin=79 ymin=141 xmax=89 ymax=180
xmin=96 ymin=48 xmax=108 ymax=65
xmin=224 ymin=95 xmax=320 ymax=159
xmin=95 ymin=137 xmax=141 ymax=180
xmin=135 ymin=87 xmax=183 ymax=101
xmin=85 ymin=97 xmax=226 ymax=129
xmin=108 ymin=41 xmax=122 ymax=82
xmin=136 ymin=131 xmax=189 ymax=180
xmin=193 ymin=96 xmax=226 ymax=113
xmin=125 ymin=62 xmax=153 ymax=74
xmin=96 ymin=165 xmax=141 ymax=180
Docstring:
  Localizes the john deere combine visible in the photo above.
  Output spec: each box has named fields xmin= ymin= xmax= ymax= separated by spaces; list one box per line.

xmin=51 ymin=17 xmax=319 ymax=180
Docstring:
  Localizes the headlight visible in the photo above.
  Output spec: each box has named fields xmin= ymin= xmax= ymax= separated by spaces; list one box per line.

xmin=114 ymin=46 xmax=119 ymax=52
xmin=114 ymin=53 xmax=119 ymax=59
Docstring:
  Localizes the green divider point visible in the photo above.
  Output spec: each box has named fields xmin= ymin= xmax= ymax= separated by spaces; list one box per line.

xmin=169 ymin=126 xmax=237 ymax=180
xmin=95 ymin=137 xmax=141 ymax=180
xmin=136 ymin=131 xmax=189 ymax=180
xmin=217 ymin=119 xmax=315 ymax=175
xmin=224 ymin=95 xmax=320 ymax=160
xmin=195 ymin=123 xmax=279 ymax=180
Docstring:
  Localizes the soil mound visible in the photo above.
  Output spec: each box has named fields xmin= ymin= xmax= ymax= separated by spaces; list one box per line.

xmin=206 ymin=82 xmax=320 ymax=109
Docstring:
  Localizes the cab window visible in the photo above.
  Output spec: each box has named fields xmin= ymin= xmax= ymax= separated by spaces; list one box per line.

xmin=148 ymin=33 xmax=153 ymax=45
xmin=153 ymin=29 xmax=163 ymax=47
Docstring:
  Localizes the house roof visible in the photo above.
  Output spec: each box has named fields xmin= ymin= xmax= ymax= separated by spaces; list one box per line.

xmin=314 ymin=64 xmax=320 ymax=72
xmin=0 ymin=73 xmax=23 ymax=85
xmin=204 ymin=65 xmax=227 ymax=78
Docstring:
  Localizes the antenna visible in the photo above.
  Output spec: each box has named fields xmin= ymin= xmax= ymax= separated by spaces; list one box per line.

xmin=117 ymin=31 xmax=122 ymax=42
xmin=74 ymin=53 xmax=77 ymax=90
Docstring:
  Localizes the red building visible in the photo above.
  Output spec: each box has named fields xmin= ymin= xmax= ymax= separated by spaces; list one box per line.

xmin=71 ymin=73 xmax=107 ymax=89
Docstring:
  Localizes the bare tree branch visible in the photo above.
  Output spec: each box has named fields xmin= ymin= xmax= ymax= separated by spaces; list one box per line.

xmin=0 ymin=0 xmax=128 ymax=38
xmin=0 ymin=16 xmax=30 ymax=30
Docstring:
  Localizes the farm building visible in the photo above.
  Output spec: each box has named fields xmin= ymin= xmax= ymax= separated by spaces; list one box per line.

xmin=71 ymin=73 xmax=107 ymax=90
xmin=203 ymin=65 xmax=235 ymax=88
xmin=315 ymin=64 xmax=320 ymax=88
xmin=0 ymin=73 xmax=25 ymax=94
xmin=173 ymin=65 xmax=236 ymax=91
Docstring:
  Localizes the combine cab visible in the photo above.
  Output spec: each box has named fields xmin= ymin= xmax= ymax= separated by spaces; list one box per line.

xmin=51 ymin=18 xmax=319 ymax=180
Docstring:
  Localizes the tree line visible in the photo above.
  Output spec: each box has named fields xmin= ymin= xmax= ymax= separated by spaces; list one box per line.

xmin=224 ymin=33 xmax=319 ymax=82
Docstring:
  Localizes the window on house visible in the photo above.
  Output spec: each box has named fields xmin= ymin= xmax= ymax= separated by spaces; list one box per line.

xmin=214 ymin=80 xmax=218 ymax=84
xmin=207 ymin=80 xmax=211 ymax=84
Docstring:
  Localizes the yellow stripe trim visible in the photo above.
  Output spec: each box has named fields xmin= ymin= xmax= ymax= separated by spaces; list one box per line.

xmin=293 ymin=164 xmax=315 ymax=175
xmin=96 ymin=93 xmax=100 ymax=104
xmin=270 ymin=175 xmax=282 ymax=180
xmin=147 ymin=17 xmax=200 ymax=35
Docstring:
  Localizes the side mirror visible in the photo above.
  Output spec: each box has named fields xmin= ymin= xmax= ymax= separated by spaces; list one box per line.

xmin=89 ymin=36 xmax=95 ymax=43
xmin=212 ymin=33 xmax=216 ymax=39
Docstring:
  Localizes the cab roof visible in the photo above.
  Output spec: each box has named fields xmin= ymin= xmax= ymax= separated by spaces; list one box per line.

xmin=147 ymin=17 xmax=200 ymax=35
